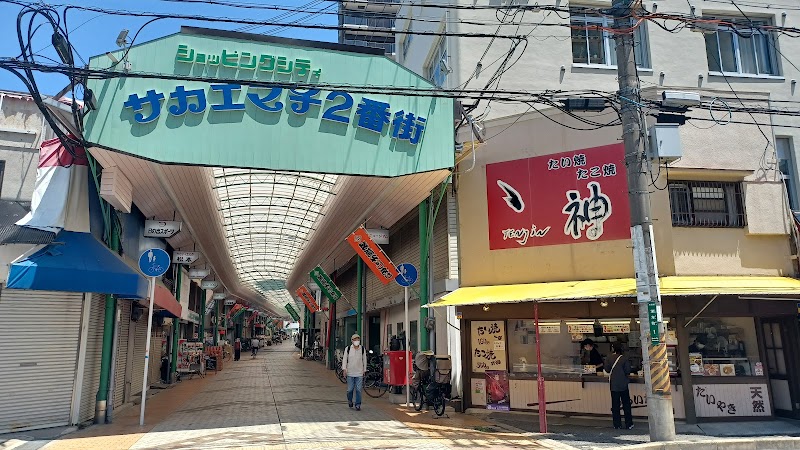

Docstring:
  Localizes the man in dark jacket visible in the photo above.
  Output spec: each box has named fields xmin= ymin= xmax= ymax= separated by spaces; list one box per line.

xmin=604 ymin=345 xmax=633 ymax=430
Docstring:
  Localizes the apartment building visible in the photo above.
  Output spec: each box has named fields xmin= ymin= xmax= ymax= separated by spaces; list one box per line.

xmin=339 ymin=0 xmax=401 ymax=55
xmin=401 ymin=1 xmax=800 ymax=422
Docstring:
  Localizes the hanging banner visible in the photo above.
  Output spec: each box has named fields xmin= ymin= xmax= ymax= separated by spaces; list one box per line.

xmin=296 ymin=285 xmax=319 ymax=312
xmin=224 ymin=298 xmax=236 ymax=306
xmin=346 ymin=226 xmax=398 ymax=285
xmin=205 ymin=299 xmax=215 ymax=315
xmin=212 ymin=292 xmax=226 ymax=300
xmin=226 ymin=303 xmax=243 ymax=319
xmin=285 ymin=303 xmax=300 ymax=321
xmin=485 ymin=143 xmax=630 ymax=250
xmin=366 ymin=228 xmax=389 ymax=245
xmin=309 ymin=265 xmax=342 ymax=303
xmin=173 ymin=251 xmax=200 ymax=264
xmin=188 ymin=268 xmax=210 ymax=279
xmin=200 ymin=280 xmax=219 ymax=290
xmin=144 ymin=220 xmax=182 ymax=238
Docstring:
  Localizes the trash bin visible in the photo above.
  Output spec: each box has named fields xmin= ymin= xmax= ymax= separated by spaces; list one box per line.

xmin=383 ymin=350 xmax=412 ymax=386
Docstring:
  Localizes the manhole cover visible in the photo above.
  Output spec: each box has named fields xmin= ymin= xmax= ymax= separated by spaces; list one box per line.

xmin=474 ymin=426 xmax=499 ymax=433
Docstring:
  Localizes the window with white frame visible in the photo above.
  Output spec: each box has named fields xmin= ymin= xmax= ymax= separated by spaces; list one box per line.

xmin=402 ymin=23 xmax=413 ymax=60
xmin=570 ymin=12 xmax=651 ymax=68
xmin=704 ymin=18 xmax=779 ymax=76
xmin=777 ymin=137 xmax=799 ymax=210
xmin=425 ymin=38 xmax=448 ymax=87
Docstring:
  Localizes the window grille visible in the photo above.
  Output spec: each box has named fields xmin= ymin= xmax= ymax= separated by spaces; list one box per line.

xmin=668 ymin=181 xmax=746 ymax=228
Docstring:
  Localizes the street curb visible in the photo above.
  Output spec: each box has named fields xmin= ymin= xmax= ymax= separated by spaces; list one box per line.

xmin=595 ymin=437 xmax=800 ymax=450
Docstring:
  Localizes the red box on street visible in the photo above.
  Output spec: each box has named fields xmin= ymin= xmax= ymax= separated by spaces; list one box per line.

xmin=383 ymin=350 xmax=412 ymax=386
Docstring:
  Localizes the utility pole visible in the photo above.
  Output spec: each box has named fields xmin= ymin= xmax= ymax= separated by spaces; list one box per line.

xmin=612 ymin=0 xmax=675 ymax=442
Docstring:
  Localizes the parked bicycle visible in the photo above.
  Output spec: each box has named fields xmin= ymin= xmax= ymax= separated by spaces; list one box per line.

xmin=335 ymin=355 xmax=346 ymax=383
xmin=363 ymin=350 xmax=388 ymax=398
xmin=409 ymin=353 xmax=451 ymax=416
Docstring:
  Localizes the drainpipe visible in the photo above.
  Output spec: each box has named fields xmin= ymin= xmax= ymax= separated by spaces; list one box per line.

xmin=199 ymin=289 xmax=206 ymax=345
xmin=419 ymin=199 xmax=430 ymax=352
xmin=95 ymin=219 xmax=120 ymax=423
xmin=171 ymin=266 xmax=182 ymax=383
xmin=356 ymin=259 xmax=364 ymax=337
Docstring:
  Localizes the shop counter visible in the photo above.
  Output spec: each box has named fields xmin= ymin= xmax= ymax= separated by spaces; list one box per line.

xmin=473 ymin=373 xmax=686 ymax=418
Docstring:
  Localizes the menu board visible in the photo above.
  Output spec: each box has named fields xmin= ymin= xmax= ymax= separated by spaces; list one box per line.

xmin=568 ymin=323 xmax=594 ymax=334
xmin=602 ymin=323 xmax=631 ymax=334
xmin=472 ymin=321 xmax=507 ymax=373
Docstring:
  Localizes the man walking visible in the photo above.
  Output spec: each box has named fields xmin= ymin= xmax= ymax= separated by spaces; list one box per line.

xmin=251 ymin=336 xmax=260 ymax=357
xmin=342 ymin=333 xmax=367 ymax=411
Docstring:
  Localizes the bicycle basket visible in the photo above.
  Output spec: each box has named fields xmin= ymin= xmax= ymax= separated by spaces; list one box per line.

xmin=434 ymin=358 xmax=452 ymax=384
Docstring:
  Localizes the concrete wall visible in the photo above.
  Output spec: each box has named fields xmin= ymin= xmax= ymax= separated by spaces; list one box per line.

xmin=457 ymin=107 xmax=794 ymax=287
xmin=0 ymin=92 xmax=53 ymax=203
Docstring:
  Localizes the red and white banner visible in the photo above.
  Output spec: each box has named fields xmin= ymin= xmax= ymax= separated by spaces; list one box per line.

xmin=485 ymin=143 xmax=630 ymax=250
xmin=296 ymin=285 xmax=319 ymax=312
xmin=16 ymin=136 xmax=90 ymax=232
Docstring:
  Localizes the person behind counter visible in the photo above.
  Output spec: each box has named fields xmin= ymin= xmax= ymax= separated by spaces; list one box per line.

xmin=581 ymin=339 xmax=604 ymax=372
xmin=604 ymin=345 xmax=633 ymax=430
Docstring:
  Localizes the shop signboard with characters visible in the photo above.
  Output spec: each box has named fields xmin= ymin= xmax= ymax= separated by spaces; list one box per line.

xmin=485 ymin=143 xmax=630 ymax=250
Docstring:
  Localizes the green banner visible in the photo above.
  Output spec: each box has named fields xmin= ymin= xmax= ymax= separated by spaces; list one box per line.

xmin=285 ymin=303 xmax=300 ymax=321
xmin=232 ymin=308 xmax=245 ymax=321
xmin=309 ymin=265 xmax=342 ymax=303
xmin=84 ymin=28 xmax=454 ymax=177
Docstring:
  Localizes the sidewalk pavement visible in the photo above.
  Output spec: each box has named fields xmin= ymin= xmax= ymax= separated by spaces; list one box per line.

xmin=482 ymin=409 xmax=800 ymax=449
xmin=37 ymin=342 xmax=569 ymax=450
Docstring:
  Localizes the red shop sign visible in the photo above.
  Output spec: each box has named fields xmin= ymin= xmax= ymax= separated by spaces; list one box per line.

xmin=485 ymin=143 xmax=630 ymax=250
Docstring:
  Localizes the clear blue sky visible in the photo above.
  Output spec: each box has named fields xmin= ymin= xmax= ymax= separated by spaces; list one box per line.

xmin=0 ymin=0 xmax=337 ymax=95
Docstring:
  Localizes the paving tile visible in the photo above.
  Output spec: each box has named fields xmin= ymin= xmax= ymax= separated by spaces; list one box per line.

xmin=44 ymin=342 xmax=561 ymax=450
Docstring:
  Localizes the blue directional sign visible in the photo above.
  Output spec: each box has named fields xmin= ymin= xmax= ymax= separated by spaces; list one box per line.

xmin=138 ymin=248 xmax=171 ymax=278
xmin=395 ymin=263 xmax=418 ymax=287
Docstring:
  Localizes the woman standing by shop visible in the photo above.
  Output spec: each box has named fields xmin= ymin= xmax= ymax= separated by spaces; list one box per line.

xmin=234 ymin=338 xmax=242 ymax=361
xmin=604 ymin=345 xmax=633 ymax=430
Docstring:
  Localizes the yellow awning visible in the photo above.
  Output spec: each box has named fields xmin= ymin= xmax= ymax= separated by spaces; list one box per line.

xmin=427 ymin=276 xmax=800 ymax=308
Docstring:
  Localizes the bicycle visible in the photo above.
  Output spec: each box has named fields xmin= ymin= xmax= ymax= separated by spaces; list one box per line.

xmin=410 ymin=373 xmax=446 ymax=416
xmin=363 ymin=351 xmax=388 ymax=398
xmin=335 ymin=355 xmax=346 ymax=383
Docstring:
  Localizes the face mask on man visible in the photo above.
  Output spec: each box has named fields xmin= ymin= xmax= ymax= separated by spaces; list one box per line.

xmin=353 ymin=340 xmax=361 ymax=347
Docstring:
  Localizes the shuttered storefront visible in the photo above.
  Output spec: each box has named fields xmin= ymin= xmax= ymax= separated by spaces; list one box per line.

xmin=149 ymin=326 xmax=163 ymax=385
xmin=78 ymin=294 xmax=106 ymax=424
xmin=130 ymin=315 xmax=148 ymax=398
xmin=0 ymin=289 xmax=83 ymax=433
xmin=114 ymin=301 xmax=131 ymax=408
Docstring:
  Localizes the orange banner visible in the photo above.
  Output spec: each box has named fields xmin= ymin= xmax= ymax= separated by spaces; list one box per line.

xmin=346 ymin=226 xmax=398 ymax=285
xmin=296 ymin=285 xmax=319 ymax=312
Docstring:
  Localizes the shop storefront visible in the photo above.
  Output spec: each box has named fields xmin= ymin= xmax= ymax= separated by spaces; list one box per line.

xmin=449 ymin=291 xmax=800 ymax=421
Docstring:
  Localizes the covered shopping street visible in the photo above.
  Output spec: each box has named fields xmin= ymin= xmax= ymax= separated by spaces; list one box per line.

xmin=42 ymin=342 xmax=554 ymax=450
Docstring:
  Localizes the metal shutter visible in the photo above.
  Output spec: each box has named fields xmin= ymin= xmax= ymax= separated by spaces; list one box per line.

xmin=130 ymin=315 xmax=148 ymax=397
xmin=113 ymin=301 xmax=131 ymax=408
xmin=149 ymin=326 xmax=162 ymax=385
xmin=0 ymin=289 xmax=82 ymax=433
xmin=78 ymin=294 xmax=106 ymax=423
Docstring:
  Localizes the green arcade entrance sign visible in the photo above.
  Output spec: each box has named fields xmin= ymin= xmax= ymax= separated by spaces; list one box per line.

xmin=84 ymin=27 xmax=454 ymax=177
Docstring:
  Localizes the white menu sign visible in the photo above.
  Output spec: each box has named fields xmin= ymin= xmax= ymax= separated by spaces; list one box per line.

xmin=471 ymin=321 xmax=507 ymax=373
xmin=694 ymin=384 xmax=770 ymax=418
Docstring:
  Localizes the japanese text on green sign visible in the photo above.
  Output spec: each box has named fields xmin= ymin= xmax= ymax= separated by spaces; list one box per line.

xmin=648 ymin=302 xmax=660 ymax=346
xmin=309 ymin=266 xmax=342 ymax=303
xmin=176 ymin=44 xmax=321 ymax=78
xmin=285 ymin=303 xmax=300 ymax=321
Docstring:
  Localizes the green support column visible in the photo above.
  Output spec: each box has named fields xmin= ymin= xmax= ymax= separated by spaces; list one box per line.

xmin=356 ymin=258 xmax=364 ymax=337
xmin=95 ymin=219 xmax=119 ymax=423
xmin=212 ymin=297 xmax=218 ymax=346
xmin=199 ymin=290 xmax=206 ymax=345
xmin=327 ymin=300 xmax=336 ymax=369
xmin=419 ymin=199 xmax=430 ymax=352
xmin=171 ymin=266 xmax=182 ymax=382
